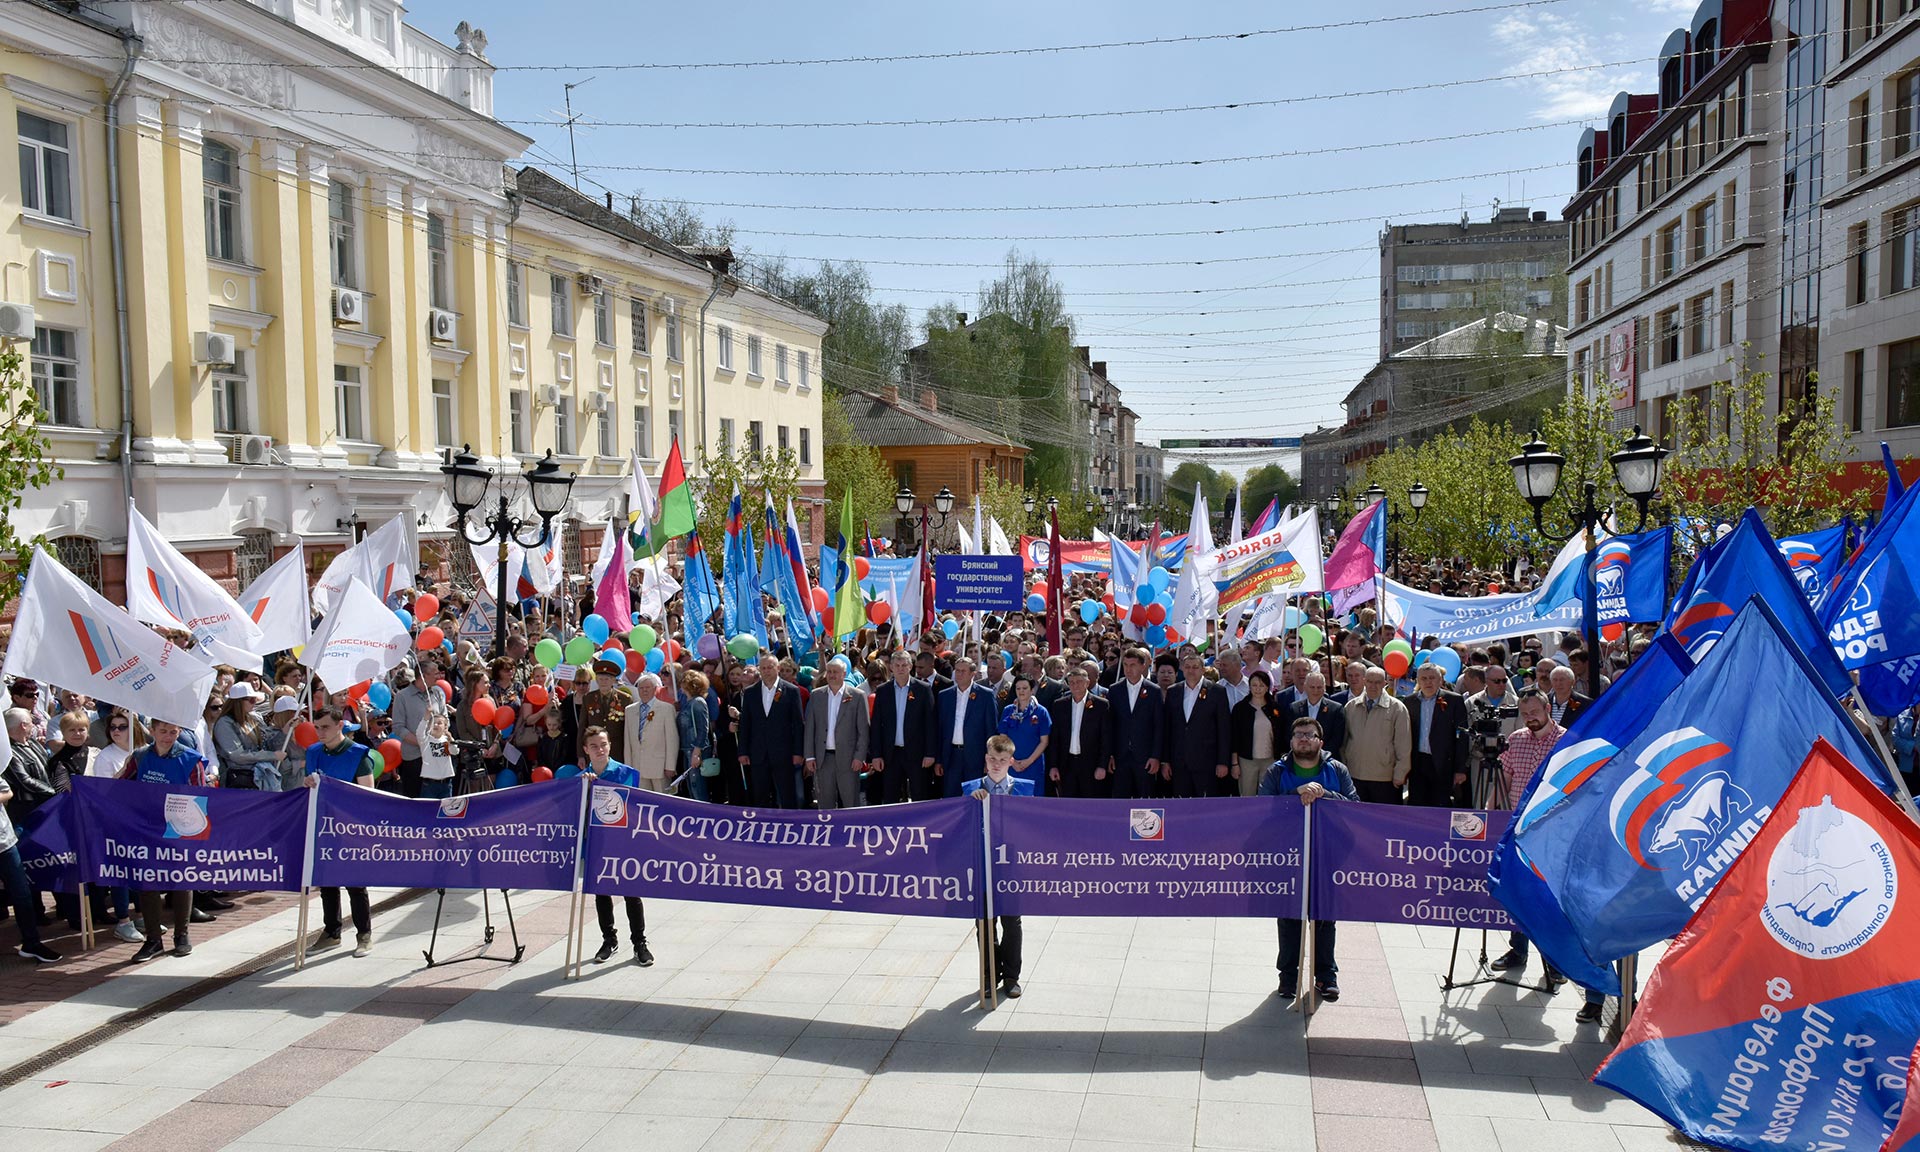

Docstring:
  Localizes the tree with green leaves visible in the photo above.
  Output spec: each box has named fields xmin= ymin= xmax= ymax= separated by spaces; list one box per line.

xmin=1165 ymin=461 xmax=1232 ymax=520
xmin=820 ymin=388 xmax=897 ymax=548
xmin=690 ymin=444 xmax=801 ymax=573
xmin=0 ymin=345 xmax=61 ymax=612
xmin=1240 ymin=463 xmax=1299 ymax=523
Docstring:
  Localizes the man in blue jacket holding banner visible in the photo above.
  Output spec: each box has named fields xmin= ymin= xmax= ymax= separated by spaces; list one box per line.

xmin=581 ymin=725 xmax=652 ymax=967
xmin=968 ymin=734 xmax=1033 ymax=999
xmin=1258 ymin=716 xmax=1357 ymax=1002
xmin=305 ymin=706 xmax=378 ymax=958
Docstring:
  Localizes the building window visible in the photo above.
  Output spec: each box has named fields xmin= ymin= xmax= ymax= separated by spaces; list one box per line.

xmin=667 ymin=408 xmax=682 ymax=449
xmin=550 ymin=273 xmax=573 ymax=337
xmin=717 ymin=325 xmax=733 ymax=371
xmin=506 ymin=262 xmax=526 ymax=328
xmin=1889 ymin=338 xmax=1920 ymax=428
xmin=1897 ymin=71 xmax=1920 ymax=160
xmin=334 ymin=364 xmax=366 ymax=442
xmin=775 ymin=344 xmax=788 ymax=383
xmin=1892 ymin=204 xmax=1920 ymax=295
xmin=509 ymin=390 xmax=530 ymax=454
xmin=630 ymin=298 xmax=648 ymax=352
xmin=1689 ymin=199 xmax=1719 ymax=261
xmin=54 ymin=535 xmax=103 ymax=593
xmin=798 ymin=350 xmax=810 ymax=389
xmin=555 ymin=396 xmax=575 ymax=455
xmin=593 ymin=288 xmax=612 ymax=347
xmin=598 ymin=402 xmax=615 ymax=457
xmin=634 ymin=403 xmax=652 ymax=458
xmin=1719 ymin=281 xmax=1735 ymax=346
xmin=431 ymin=378 xmax=455 ymax=448
xmin=28 ymin=325 xmax=80 ymax=426
xmin=1685 ymin=292 xmax=1713 ymax=357
xmin=746 ymin=334 xmax=763 ymax=378
xmin=1851 ymin=94 xmax=1874 ymax=178
xmin=1852 ymin=223 xmax=1872 ymax=304
xmin=777 ymin=424 xmax=789 ymax=453
xmin=1657 ymin=222 xmax=1680 ymax=280
xmin=212 ymin=351 xmax=250 ymax=434
xmin=1850 ymin=350 xmax=1866 ymax=432
xmin=203 ymin=140 xmax=242 ymax=262
xmin=666 ymin=314 xmax=681 ymax=362
xmin=1574 ymin=278 xmax=1592 ymax=326
xmin=718 ymin=417 xmax=735 ymax=452
xmin=426 ymin=212 xmax=450 ymax=309
xmin=799 ymin=426 xmax=811 ymax=466
xmin=748 ymin=420 xmax=763 ymax=454
xmin=1655 ymin=306 xmax=1682 ymax=365
xmin=236 ymin=529 xmax=275 ymax=588
xmin=327 ymin=179 xmax=357 ymax=288
xmin=18 ymin=111 xmax=73 ymax=221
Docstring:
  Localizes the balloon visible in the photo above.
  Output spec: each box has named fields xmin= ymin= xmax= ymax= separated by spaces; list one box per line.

xmin=495 ymin=768 xmax=519 ymax=789
xmin=492 ymin=703 xmax=516 ymax=731
xmin=854 ymin=556 xmax=872 ymax=580
xmin=811 ymin=587 xmax=831 ymax=611
xmin=644 ymin=649 xmax=665 ymax=673
xmin=582 ymin=614 xmax=610 ymax=645
xmin=293 ymin=721 xmax=319 ymax=747
xmin=1026 ymin=593 xmax=1046 ymax=614
xmin=1144 ymin=602 xmax=1167 ymax=626
xmin=530 ymin=765 xmax=554 ymax=783
xmin=432 ymin=680 xmax=450 ymax=702
xmin=1129 ymin=604 xmax=1149 ymax=626
xmin=348 ymin=680 xmax=370 ymax=701
xmin=597 ymin=648 xmax=627 ymax=674
xmin=1410 ymin=649 xmax=1429 ymax=669
xmin=1427 ymin=648 xmax=1463 ymax=682
xmin=564 ymin=636 xmax=596 ymax=665
xmin=366 ymin=682 xmax=393 ymax=712
xmin=415 ymin=626 xmax=444 ymax=651
xmin=1601 ymin=621 xmax=1625 ymax=642
xmin=1383 ymin=650 xmax=1411 ymax=679
xmin=524 ymin=684 xmax=550 ymax=708
xmin=1384 ymin=638 xmax=1414 ymax=660
xmin=393 ymin=608 xmax=414 ymax=631
xmin=442 ymin=639 xmax=454 ymax=654
xmin=820 ymin=608 xmax=835 ymax=636
xmin=378 ymin=739 xmax=403 ymax=771
xmin=469 ymin=696 xmax=495 ymax=724
xmin=1079 ymin=599 xmax=1101 ymax=625
xmin=1298 ymin=624 xmax=1324 ymax=655
xmin=696 ymin=633 xmax=721 ymax=661
xmin=942 ymin=618 xmax=959 ymax=639
xmin=1144 ymin=623 xmax=1168 ymax=647
xmin=1101 ymin=592 xmax=1115 ymax=610
xmin=662 ymin=639 xmax=683 ymax=662
xmin=1487 ymin=583 xmax=1502 ymax=594
xmin=1147 ymin=566 xmax=1172 ymax=593
xmin=628 ymin=624 xmax=657 ymax=653
xmin=1283 ymin=606 xmax=1307 ymax=631
xmin=413 ymin=593 xmax=440 ymax=620
xmin=866 ymin=600 xmax=892 ymax=625
xmin=728 ymin=634 xmax=761 ymax=661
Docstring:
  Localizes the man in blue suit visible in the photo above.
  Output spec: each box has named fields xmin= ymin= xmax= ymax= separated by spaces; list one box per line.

xmin=736 ymin=654 xmax=806 ymax=808
xmin=1104 ymin=646 xmax=1163 ymax=799
xmin=935 ymin=656 xmax=998 ymax=798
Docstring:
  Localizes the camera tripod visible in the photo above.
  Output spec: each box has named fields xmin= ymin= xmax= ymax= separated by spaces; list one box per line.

xmin=421 ymin=742 xmax=525 ymax=969
xmin=1441 ymin=751 xmax=1556 ymax=995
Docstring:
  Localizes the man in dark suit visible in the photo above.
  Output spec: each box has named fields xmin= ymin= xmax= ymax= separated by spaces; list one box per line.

xmin=1405 ymin=663 xmax=1469 ymax=807
xmin=935 ymin=656 xmax=997 ymax=798
xmin=1547 ymin=666 xmax=1592 ymax=729
xmin=1161 ymin=653 xmax=1233 ymax=797
xmin=735 ymin=653 xmax=806 ymax=808
xmin=1046 ymin=666 xmax=1111 ymax=798
xmin=1105 ymin=646 xmax=1163 ymax=799
xmin=1289 ymin=670 xmax=1348 ymax=761
xmin=868 ymin=649 xmax=938 ymax=803
xmin=915 ymin=650 xmax=953 ymax=697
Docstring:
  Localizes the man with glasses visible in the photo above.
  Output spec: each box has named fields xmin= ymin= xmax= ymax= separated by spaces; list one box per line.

xmin=1341 ymin=666 xmax=1409 ymax=804
xmin=1257 ymin=717 xmax=1357 ymax=1001
xmin=1464 ymin=663 xmax=1523 ymax=807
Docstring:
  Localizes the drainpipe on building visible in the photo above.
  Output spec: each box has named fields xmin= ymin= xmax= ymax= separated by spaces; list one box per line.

xmin=694 ymin=269 xmax=724 ymax=463
xmin=106 ymin=30 xmax=143 ymax=510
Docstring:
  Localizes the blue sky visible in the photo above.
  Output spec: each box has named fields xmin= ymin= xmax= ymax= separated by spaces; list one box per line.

xmin=459 ymin=0 xmax=1698 ymax=452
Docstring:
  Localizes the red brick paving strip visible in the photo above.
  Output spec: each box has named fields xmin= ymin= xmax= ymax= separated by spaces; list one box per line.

xmin=1305 ymin=924 xmax=1440 ymax=1152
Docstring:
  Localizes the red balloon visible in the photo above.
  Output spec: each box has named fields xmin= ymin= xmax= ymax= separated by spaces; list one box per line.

xmin=470 ymin=696 xmax=497 ymax=725
xmin=434 ymin=680 xmax=451 ymax=702
xmin=1129 ymin=603 xmax=1149 ymax=625
xmin=524 ymin=683 xmax=550 ymax=708
xmin=413 ymin=593 xmax=440 ymax=620
xmin=820 ymin=607 xmax=835 ymax=635
xmin=348 ymin=680 xmax=370 ymax=701
xmin=1601 ymin=622 xmax=1625 ymax=642
xmin=1144 ymin=602 xmax=1167 ymax=626
xmin=662 ymin=639 xmax=683 ymax=662
xmin=378 ymin=739 xmax=403 ymax=771
xmin=867 ymin=600 xmax=892 ymax=625
xmin=1383 ymin=651 xmax=1411 ymax=678
xmin=416 ymin=626 xmax=445 ymax=651
xmin=1487 ymin=583 xmax=1502 ymax=594
xmin=492 ymin=703 xmax=516 ymax=731
xmin=293 ymin=721 xmax=319 ymax=747
xmin=854 ymin=556 xmax=872 ymax=580
xmin=1101 ymin=593 xmax=1115 ymax=610
xmin=530 ymin=765 xmax=555 ymax=783
xmin=811 ymin=586 xmax=831 ymax=611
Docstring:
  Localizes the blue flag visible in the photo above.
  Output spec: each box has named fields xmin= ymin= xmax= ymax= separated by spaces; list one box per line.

xmin=759 ymin=496 xmax=816 ymax=657
xmin=1492 ymin=633 xmax=1694 ymax=995
xmin=682 ymin=533 xmax=721 ymax=653
xmin=1535 ymin=527 xmax=1673 ymax=629
xmin=1664 ymin=509 xmax=1850 ymax=698
xmin=1823 ymin=482 xmax=1920 ymax=714
xmin=1518 ymin=598 xmax=1899 ymax=964
xmin=1775 ymin=519 xmax=1851 ymax=610
xmin=721 ymin=491 xmax=766 ymax=647
xmin=1887 ymin=440 xmax=1906 ymax=505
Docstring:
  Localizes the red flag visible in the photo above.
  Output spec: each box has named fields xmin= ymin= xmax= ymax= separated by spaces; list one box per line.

xmin=1045 ymin=507 xmax=1064 ymax=654
xmin=919 ymin=508 xmax=936 ymax=646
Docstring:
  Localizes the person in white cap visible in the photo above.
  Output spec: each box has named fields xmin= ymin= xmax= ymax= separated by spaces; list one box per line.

xmin=263 ymin=694 xmax=305 ymax=790
xmin=212 ymin=682 xmax=283 ymax=791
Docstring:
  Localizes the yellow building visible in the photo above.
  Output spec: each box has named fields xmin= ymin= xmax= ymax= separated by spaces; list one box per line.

xmin=0 ymin=0 xmax=825 ymax=604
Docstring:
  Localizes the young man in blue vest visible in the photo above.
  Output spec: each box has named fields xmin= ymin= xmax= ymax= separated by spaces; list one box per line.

xmin=966 ymin=734 xmax=1033 ymax=1000
xmin=581 ymin=726 xmax=652 ymax=966
xmin=304 ymin=706 xmax=377 ymax=957
xmin=125 ymin=719 xmax=210 ymax=962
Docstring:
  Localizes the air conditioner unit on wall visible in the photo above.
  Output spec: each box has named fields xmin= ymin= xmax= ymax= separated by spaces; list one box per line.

xmin=428 ymin=309 xmax=457 ymax=344
xmin=194 ymin=331 xmax=236 ymax=365
xmin=585 ymin=392 xmax=609 ymax=415
xmin=576 ymin=272 xmax=606 ymax=295
xmin=238 ymin=434 xmax=276 ymax=465
xmin=0 ymin=302 xmax=35 ymax=340
xmin=536 ymin=384 xmax=560 ymax=408
xmin=333 ymin=288 xmax=364 ymax=325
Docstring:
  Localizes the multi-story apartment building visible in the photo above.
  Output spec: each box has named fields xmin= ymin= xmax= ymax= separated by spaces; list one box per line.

xmin=1378 ymin=206 xmax=1569 ymax=357
xmin=0 ymin=0 xmax=824 ymax=603
xmin=1071 ymin=346 xmax=1129 ymax=509
xmin=1132 ymin=444 xmax=1166 ymax=511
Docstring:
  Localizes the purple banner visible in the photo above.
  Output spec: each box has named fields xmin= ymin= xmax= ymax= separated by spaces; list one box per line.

xmin=585 ymin=788 xmax=983 ymax=918
xmin=17 ymin=793 xmax=80 ymax=892
xmin=70 ymin=776 xmax=308 ymax=892
xmin=1310 ymin=802 xmax=1514 ymax=929
xmin=990 ymin=796 xmax=1306 ymax=917
xmin=311 ymin=777 xmax=585 ymax=891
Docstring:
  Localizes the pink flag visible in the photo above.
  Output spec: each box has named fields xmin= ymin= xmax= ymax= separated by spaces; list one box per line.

xmin=592 ymin=520 xmax=633 ymax=633
xmin=1324 ymin=499 xmax=1387 ymax=612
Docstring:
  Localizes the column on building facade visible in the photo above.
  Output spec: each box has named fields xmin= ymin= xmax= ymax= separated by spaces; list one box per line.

xmin=362 ymin=174 xmax=414 ymax=464
xmin=119 ymin=95 xmax=197 ymax=462
xmin=453 ymin=207 xmax=502 ymax=462
xmin=252 ymin=138 xmax=314 ymax=459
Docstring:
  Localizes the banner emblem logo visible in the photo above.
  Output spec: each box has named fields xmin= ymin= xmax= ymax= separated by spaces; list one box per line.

xmin=1671 ymin=598 xmax=1735 ymax=658
xmin=1128 ymin=808 xmax=1164 ymax=841
xmin=591 ymin=785 xmax=630 ymax=828
xmin=437 ymin=797 xmax=469 ymax=819
xmin=1608 ymin=727 xmax=1736 ymax=869
xmin=1450 ymin=812 xmax=1487 ymax=841
xmin=1761 ymin=795 xmax=1896 ymax=959
xmin=163 ymin=794 xmax=211 ymax=840
xmin=68 ymin=609 xmax=127 ymax=676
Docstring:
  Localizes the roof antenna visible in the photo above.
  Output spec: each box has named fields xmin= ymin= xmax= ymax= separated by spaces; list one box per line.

xmin=562 ymin=77 xmax=595 ymax=191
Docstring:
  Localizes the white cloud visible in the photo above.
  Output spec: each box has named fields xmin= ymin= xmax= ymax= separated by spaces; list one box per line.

xmin=1492 ymin=2 xmax=1692 ymax=122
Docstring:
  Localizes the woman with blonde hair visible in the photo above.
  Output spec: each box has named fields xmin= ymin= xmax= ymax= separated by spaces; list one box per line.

xmin=213 ymin=683 xmax=283 ymax=790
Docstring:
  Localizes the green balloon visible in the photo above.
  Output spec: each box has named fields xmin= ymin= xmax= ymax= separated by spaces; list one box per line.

xmin=564 ymin=635 xmax=597 ymax=665
xmin=1298 ymin=624 xmax=1325 ymax=655
xmin=534 ymin=637 xmax=563 ymax=669
xmin=628 ymin=624 xmax=657 ymax=654
xmin=727 ymin=633 xmax=761 ymax=661
xmin=1384 ymin=638 xmax=1414 ymax=659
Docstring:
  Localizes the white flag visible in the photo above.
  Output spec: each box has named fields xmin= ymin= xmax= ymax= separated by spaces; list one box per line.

xmin=1207 ymin=507 xmax=1327 ymax=603
xmin=1168 ymin=487 xmax=1219 ymax=638
xmin=300 ymin=576 xmax=410 ymax=687
xmin=956 ymin=518 xmax=976 ymax=555
xmin=627 ymin=452 xmax=658 ymax=530
xmin=237 ymin=541 xmax=311 ymax=654
xmin=124 ymin=501 xmax=269 ymax=666
xmin=1091 ymin=525 xmax=1110 ymax=544
xmin=637 ymin=562 xmax=681 ymax=621
xmin=4 ymin=547 xmax=218 ymax=727
xmin=525 ymin=529 xmax=564 ymax=595
xmin=987 ymin=516 xmax=1013 ymax=556
xmin=313 ymin=516 xmax=413 ymax=614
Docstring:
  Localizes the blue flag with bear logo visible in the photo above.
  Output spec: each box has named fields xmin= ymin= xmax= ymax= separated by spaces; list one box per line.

xmin=1535 ymin=526 xmax=1673 ymax=630
xmin=1516 ymin=598 xmax=1898 ymax=965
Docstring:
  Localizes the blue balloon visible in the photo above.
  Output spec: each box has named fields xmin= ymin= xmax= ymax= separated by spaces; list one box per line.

xmin=1427 ymin=648 xmax=1463 ymax=682
xmin=1026 ymin=593 xmax=1046 ymax=613
xmin=494 ymin=768 xmax=519 ymax=789
xmin=393 ymin=608 xmax=414 ymax=631
xmin=597 ymin=648 xmax=627 ymax=674
xmin=1410 ymin=649 xmax=1429 ymax=669
xmin=1144 ymin=624 xmax=1168 ymax=647
xmin=644 ymin=649 xmax=665 ymax=673
xmin=1079 ymin=599 xmax=1102 ymax=625
xmin=1282 ymin=606 xmax=1307 ymax=631
xmin=1147 ymin=566 xmax=1172 ymax=593
xmin=366 ymin=682 xmax=393 ymax=711
xmin=442 ymin=638 xmax=455 ymax=653
xmin=582 ymin=614 xmax=610 ymax=645
xmin=941 ymin=618 xmax=960 ymax=639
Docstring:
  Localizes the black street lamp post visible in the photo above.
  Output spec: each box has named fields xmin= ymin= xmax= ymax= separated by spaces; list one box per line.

xmin=443 ymin=446 xmax=578 ymax=660
xmin=1363 ymin=481 xmax=1428 ymax=575
xmin=894 ymin=484 xmax=955 ymax=552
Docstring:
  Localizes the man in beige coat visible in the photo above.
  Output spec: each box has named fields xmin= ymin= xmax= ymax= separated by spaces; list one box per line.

xmin=623 ymin=672 xmax=679 ymax=793
xmin=1341 ymin=664 xmax=1410 ymax=804
xmin=803 ymin=660 xmax=868 ymax=810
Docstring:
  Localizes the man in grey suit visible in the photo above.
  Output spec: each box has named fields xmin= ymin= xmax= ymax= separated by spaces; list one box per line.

xmin=804 ymin=660 xmax=869 ymax=810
